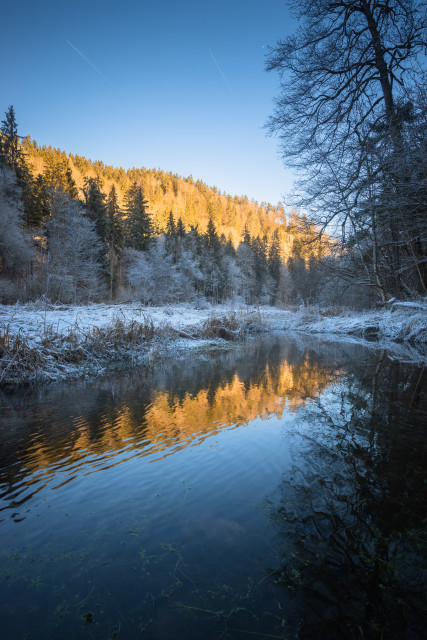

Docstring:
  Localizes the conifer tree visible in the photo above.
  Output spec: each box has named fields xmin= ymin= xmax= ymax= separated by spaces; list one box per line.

xmin=106 ymin=185 xmax=123 ymax=253
xmin=83 ymin=176 xmax=108 ymax=244
xmin=29 ymin=173 xmax=50 ymax=227
xmin=205 ymin=217 xmax=220 ymax=254
xmin=242 ymin=224 xmax=251 ymax=246
xmin=165 ymin=210 xmax=179 ymax=261
xmin=165 ymin=210 xmax=176 ymax=237
xmin=65 ymin=167 xmax=78 ymax=200
xmin=0 ymin=106 xmax=21 ymax=170
xmin=0 ymin=106 xmax=35 ymax=227
xmin=124 ymin=182 xmax=153 ymax=250
xmin=268 ymin=231 xmax=282 ymax=283
xmin=251 ymin=235 xmax=269 ymax=300
xmin=106 ymin=185 xmax=124 ymax=298
xmin=176 ymin=217 xmax=186 ymax=238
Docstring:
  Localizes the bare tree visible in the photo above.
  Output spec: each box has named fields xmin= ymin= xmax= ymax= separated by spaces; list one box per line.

xmin=266 ymin=0 xmax=427 ymax=300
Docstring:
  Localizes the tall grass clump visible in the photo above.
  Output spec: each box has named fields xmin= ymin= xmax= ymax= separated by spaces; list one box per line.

xmin=0 ymin=315 xmax=157 ymax=385
xmin=201 ymin=308 xmax=265 ymax=340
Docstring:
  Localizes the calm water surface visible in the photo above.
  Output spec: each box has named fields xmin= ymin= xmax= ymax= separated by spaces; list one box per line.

xmin=0 ymin=336 xmax=426 ymax=639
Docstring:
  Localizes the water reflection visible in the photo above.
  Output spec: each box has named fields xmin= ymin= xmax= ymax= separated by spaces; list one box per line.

xmin=0 ymin=337 xmax=425 ymax=640
xmin=0 ymin=337 xmax=339 ymax=515
xmin=269 ymin=354 xmax=427 ymax=639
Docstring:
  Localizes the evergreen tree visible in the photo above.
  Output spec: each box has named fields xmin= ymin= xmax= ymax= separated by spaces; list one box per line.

xmin=224 ymin=236 xmax=236 ymax=258
xmin=106 ymin=185 xmax=124 ymax=298
xmin=28 ymin=173 xmax=50 ymax=227
xmin=124 ymin=182 xmax=153 ymax=250
xmin=165 ymin=210 xmax=181 ymax=261
xmin=83 ymin=176 xmax=108 ymax=243
xmin=250 ymin=235 xmax=270 ymax=301
xmin=165 ymin=210 xmax=176 ymax=237
xmin=106 ymin=185 xmax=123 ymax=254
xmin=268 ymin=231 xmax=282 ymax=285
xmin=176 ymin=217 xmax=186 ymax=238
xmin=0 ymin=106 xmax=35 ymax=227
xmin=1 ymin=106 xmax=21 ymax=170
xmin=268 ymin=230 xmax=287 ymax=304
xmin=205 ymin=217 xmax=220 ymax=254
xmin=242 ymin=224 xmax=251 ymax=246
xmin=65 ymin=167 xmax=78 ymax=200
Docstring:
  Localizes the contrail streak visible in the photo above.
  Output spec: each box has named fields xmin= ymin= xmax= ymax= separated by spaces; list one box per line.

xmin=66 ymin=39 xmax=114 ymax=86
xmin=208 ymin=49 xmax=233 ymax=95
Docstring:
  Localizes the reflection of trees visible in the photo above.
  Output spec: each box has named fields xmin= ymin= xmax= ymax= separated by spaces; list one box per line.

xmin=270 ymin=355 xmax=427 ymax=639
xmin=0 ymin=336 xmax=339 ymax=512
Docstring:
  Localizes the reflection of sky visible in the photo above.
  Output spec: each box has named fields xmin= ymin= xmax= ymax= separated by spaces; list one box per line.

xmin=1 ymin=0 xmax=296 ymax=204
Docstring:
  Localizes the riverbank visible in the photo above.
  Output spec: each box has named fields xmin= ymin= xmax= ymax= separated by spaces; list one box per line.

xmin=1 ymin=301 xmax=426 ymax=385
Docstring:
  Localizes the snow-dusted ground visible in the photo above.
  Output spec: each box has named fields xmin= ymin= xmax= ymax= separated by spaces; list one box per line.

xmin=1 ymin=300 xmax=426 ymax=384
xmin=1 ymin=300 xmax=426 ymax=345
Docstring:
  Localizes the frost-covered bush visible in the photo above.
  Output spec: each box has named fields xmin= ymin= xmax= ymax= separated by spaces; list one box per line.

xmin=126 ymin=239 xmax=206 ymax=305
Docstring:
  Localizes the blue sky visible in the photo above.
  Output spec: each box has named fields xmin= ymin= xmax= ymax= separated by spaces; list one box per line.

xmin=2 ymin=0 xmax=295 ymax=205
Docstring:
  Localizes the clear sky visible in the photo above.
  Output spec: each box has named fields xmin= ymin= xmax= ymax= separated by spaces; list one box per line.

xmin=2 ymin=0 xmax=296 ymax=205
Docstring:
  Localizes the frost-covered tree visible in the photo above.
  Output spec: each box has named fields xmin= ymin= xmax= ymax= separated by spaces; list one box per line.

xmin=45 ymin=190 xmax=105 ymax=303
xmin=267 ymin=0 xmax=427 ymax=299
xmin=126 ymin=240 xmax=186 ymax=304
xmin=0 ymin=167 xmax=33 ymax=280
xmin=0 ymin=106 xmax=39 ymax=229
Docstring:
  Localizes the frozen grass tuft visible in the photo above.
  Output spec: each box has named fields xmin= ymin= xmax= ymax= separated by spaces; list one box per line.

xmin=200 ymin=308 xmax=265 ymax=341
xmin=1 ymin=301 xmax=426 ymax=385
xmin=0 ymin=316 xmax=157 ymax=385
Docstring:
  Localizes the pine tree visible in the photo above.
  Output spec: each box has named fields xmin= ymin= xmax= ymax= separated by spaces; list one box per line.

xmin=166 ymin=210 xmax=176 ymax=237
xmin=251 ymin=235 xmax=269 ymax=301
xmin=205 ymin=217 xmax=220 ymax=254
xmin=82 ymin=176 xmax=109 ymax=278
xmin=106 ymin=186 xmax=123 ymax=253
xmin=242 ymin=224 xmax=251 ymax=246
xmin=124 ymin=182 xmax=153 ymax=250
xmin=65 ymin=167 xmax=78 ymax=200
xmin=1 ymin=106 xmax=21 ymax=170
xmin=0 ymin=106 xmax=35 ymax=227
xmin=165 ymin=210 xmax=178 ymax=260
xmin=83 ymin=176 xmax=108 ymax=243
xmin=106 ymin=185 xmax=124 ymax=298
xmin=176 ymin=217 xmax=186 ymax=238
xmin=268 ymin=231 xmax=281 ymax=283
xmin=28 ymin=173 xmax=50 ymax=227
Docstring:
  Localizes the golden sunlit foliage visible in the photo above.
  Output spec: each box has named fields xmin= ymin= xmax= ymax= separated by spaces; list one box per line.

xmin=22 ymin=136 xmax=327 ymax=264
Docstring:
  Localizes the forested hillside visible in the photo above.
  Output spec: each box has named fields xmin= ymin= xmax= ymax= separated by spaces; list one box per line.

xmin=0 ymin=108 xmax=331 ymax=307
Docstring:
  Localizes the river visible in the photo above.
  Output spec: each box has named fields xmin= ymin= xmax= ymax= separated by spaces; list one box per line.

xmin=0 ymin=335 xmax=426 ymax=639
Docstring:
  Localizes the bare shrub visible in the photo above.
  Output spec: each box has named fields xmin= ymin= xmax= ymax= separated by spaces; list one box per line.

xmin=201 ymin=308 xmax=265 ymax=340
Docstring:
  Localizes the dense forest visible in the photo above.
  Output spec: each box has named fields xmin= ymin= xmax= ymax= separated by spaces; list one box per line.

xmin=0 ymin=106 xmax=335 ymax=308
